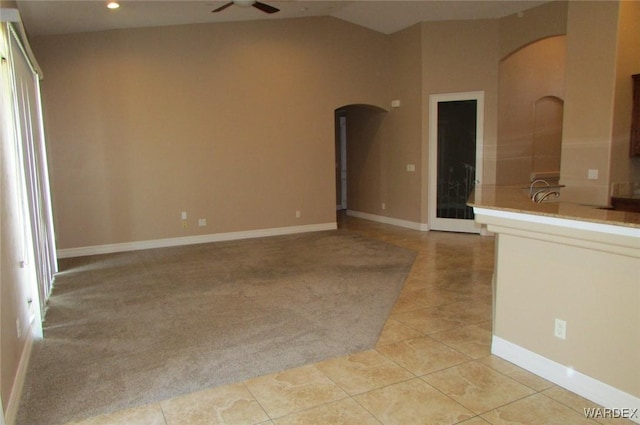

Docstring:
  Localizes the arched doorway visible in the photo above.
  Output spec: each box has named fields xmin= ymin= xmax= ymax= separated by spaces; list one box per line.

xmin=334 ymin=104 xmax=388 ymax=218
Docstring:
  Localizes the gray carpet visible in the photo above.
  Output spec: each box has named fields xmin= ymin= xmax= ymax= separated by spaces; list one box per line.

xmin=17 ymin=230 xmax=416 ymax=425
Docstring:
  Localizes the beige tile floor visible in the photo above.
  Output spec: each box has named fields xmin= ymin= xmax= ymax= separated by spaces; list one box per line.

xmin=65 ymin=215 xmax=633 ymax=425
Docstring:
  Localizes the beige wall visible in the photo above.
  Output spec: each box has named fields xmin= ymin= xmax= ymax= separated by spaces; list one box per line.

xmin=497 ymin=0 xmax=640 ymax=204
xmin=420 ymin=19 xmax=500 ymax=222
xmin=33 ymin=17 xmax=391 ymax=249
xmin=347 ymin=18 xmax=501 ymax=226
xmin=338 ymin=24 xmax=423 ymax=223
xmin=497 ymin=36 xmax=566 ymax=184
xmin=561 ymin=1 xmax=620 ymax=205
xmin=498 ymin=0 xmax=567 ymax=60
xmin=495 ymin=1 xmax=569 ymax=186
xmin=35 ymin=1 xmax=615 ymax=248
xmin=38 ymin=12 xmax=509 ymax=243
xmin=610 ymin=0 xmax=640 ymax=196
xmin=490 ymin=226 xmax=640 ymax=398
xmin=382 ymin=24 xmax=423 ymax=223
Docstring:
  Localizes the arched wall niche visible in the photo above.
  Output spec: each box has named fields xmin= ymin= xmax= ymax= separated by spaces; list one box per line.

xmin=496 ymin=35 xmax=567 ymax=184
xmin=532 ymin=95 xmax=564 ymax=182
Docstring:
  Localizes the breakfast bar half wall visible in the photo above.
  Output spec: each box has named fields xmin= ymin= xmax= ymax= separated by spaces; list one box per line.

xmin=469 ymin=185 xmax=640 ymax=423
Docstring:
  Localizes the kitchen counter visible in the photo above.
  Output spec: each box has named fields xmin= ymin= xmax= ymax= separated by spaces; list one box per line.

xmin=469 ymin=185 xmax=640 ymax=419
xmin=468 ymin=185 xmax=640 ymax=229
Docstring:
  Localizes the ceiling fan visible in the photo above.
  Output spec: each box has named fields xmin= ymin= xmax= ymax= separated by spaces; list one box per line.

xmin=212 ymin=0 xmax=280 ymax=14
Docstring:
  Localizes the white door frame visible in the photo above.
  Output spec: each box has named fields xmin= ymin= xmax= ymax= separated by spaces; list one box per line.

xmin=428 ymin=91 xmax=484 ymax=233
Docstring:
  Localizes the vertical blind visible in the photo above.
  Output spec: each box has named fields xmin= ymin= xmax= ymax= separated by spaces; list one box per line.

xmin=5 ymin=18 xmax=57 ymax=323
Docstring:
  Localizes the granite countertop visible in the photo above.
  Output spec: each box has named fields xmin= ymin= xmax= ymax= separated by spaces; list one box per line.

xmin=468 ymin=185 xmax=640 ymax=229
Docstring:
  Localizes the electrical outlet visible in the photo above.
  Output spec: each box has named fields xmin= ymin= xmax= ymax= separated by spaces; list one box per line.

xmin=198 ymin=218 xmax=206 ymax=227
xmin=16 ymin=318 xmax=21 ymax=339
xmin=295 ymin=210 xmax=301 ymax=218
xmin=182 ymin=221 xmax=188 ymax=229
xmin=554 ymin=318 xmax=567 ymax=340
xmin=382 ymin=203 xmax=386 ymax=210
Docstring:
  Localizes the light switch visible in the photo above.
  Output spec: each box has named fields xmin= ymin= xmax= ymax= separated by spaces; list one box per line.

xmin=181 ymin=211 xmax=187 ymax=220
xmin=407 ymin=164 xmax=416 ymax=172
xmin=587 ymin=169 xmax=599 ymax=180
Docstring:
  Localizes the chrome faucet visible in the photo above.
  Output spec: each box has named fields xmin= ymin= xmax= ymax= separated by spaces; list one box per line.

xmin=529 ymin=179 xmax=550 ymax=197
xmin=533 ymin=190 xmax=560 ymax=203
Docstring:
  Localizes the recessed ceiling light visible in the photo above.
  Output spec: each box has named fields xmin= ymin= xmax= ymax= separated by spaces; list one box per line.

xmin=107 ymin=2 xmax=120 ymax=9
xmin=234 ymin=0 xmax=254 ymax=7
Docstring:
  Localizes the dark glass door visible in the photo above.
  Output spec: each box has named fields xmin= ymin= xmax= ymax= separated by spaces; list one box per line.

xmin=436 ymin=100 xmax=477 ymax=220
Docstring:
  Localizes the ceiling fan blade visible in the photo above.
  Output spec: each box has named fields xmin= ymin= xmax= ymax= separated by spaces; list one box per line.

xmin=252 ymin=1 xmax=279 ymax=14
xmin=212 ymin=2 xmax=234 ymax=13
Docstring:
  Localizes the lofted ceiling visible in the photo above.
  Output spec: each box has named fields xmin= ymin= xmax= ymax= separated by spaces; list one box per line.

xmin=14 ymin=0 xmax=548 ymax=37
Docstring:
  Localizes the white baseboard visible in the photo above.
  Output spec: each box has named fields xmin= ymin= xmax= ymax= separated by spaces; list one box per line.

xmin=347 ymin=210 xmax=429 ymax=231
xmin=57 ymin=222 xmax=337 ymax=258
xmin=4 ymin=331 xmax=34 ymax=425
xmin=492 ymin=336 xmax=640 ymax=423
